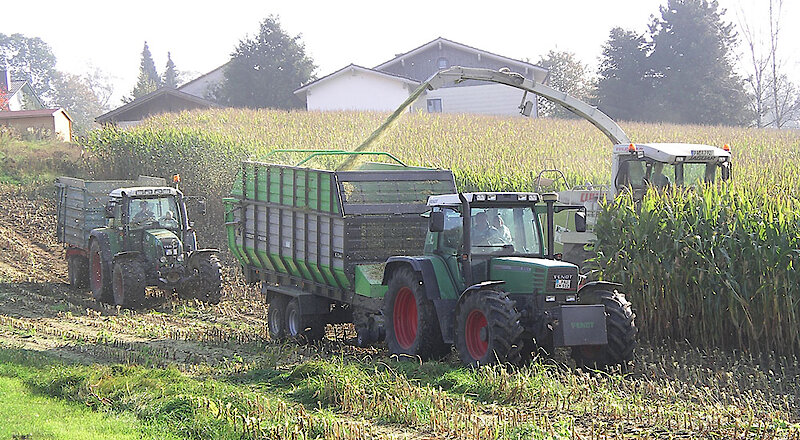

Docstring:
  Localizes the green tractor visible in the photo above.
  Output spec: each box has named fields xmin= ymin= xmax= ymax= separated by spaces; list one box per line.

xmin=380 ymin=191 xmax=637 ymax=368
xmin=56 ymin=177 xmax=222 ymax=308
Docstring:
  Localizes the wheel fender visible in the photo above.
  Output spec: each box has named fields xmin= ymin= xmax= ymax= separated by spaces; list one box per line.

xmin=88 ymin=232 xmax=113 ymax=264
xmin=382 ymin=256 xmax=441 ymax=301
xmin=113 ymin=251 xmax=141 ymax=264
xmin=578 ymin=281 xmax=623 ymax=303
xmin=457 ymin=281 xmax=506 ymax=304
xmin=186 ymin=248 xmax=218 ymax=266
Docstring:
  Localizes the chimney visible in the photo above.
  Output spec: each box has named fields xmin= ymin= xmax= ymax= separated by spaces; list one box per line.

xmin=0 ymin=69 xmax=8 ymax=92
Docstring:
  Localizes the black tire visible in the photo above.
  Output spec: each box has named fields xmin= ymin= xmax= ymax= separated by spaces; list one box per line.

xmin=89 ymin=240 xmax=112 ymax=303
xmin=285 ymin=298 xmax=325 ymax=343
xmin=67 ymin=256 xmax=89 ymax=288
xmin=455 ymin=289 xmax=525 ymax=367
xmin=191 ymin=253 xmax=223 ymax=304
xmin=267 ymin=294 xmax=290 ymax=341
xmin=571 ymin=289 xmax=637 ymax=371
xmin=112 ymin=259 xmax=146 ymax=309
xmin=383 ymin=266 xmax=448 ymax=360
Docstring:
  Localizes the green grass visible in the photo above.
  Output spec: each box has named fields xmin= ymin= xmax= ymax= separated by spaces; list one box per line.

xmin=0 ymin=376 xmax=176 ymax=440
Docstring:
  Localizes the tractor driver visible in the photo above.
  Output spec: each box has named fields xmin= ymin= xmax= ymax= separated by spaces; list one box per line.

xmin=489 ymin=210 xmax=512 ymax=243
xmin=132 ymin=200 xmax=155 ymax=223
xmin=472 ymin=211 xmax=496 ymax=246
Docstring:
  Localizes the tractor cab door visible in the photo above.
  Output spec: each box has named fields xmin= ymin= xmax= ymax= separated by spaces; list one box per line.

xmin=428 ymin=207 xmax=466 ymax=291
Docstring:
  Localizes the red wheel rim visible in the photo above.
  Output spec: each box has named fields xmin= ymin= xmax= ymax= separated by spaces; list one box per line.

xmin=465 ymin=310 xmax=489 ymax=359
xmin=393 ymin=287 xmax=417 ymax=349
xmin=91 ymin=251 xmax=102 ymax=289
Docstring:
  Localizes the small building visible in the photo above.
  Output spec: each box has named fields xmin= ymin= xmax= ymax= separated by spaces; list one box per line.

xmin=95 ymin=87 xmax=219 ymax=127
xmin=177 ymin=62 xmax=229 ymax=100
xmin=0 ymin=69 xmax=45 ymax=111
xmin=294 ymin=37 xmax=549 ymax=116
xmin=0 ymin=108 xmax=73 ymax=142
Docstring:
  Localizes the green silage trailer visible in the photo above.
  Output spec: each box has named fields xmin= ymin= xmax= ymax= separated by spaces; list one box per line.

xmin=223 ymin=152 xmax=456 ymax=342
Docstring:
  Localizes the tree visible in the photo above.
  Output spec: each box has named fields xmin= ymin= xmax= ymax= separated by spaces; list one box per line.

xmin=127 ymin=41 xmax=160 ymax=102
xmin=647 ymin=0 xmax=749 ymax=125
xmin=52 ymin=71 xmax=113 ymax=136
xmin=215 ymin=15 xmax=315 ymax=109
xmin=0 ymin=33 xmax=58 ymax=104
xmin=536 ymin=50 xmax=596 ymax=118
xmin=596 ymin=28 xmax=653 ymax=121
xmin=162 ymin=52 xmax=179 ymax=88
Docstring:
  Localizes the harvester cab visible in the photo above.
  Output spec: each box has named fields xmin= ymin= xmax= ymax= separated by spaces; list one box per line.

xmin=380 ymin=191 xmax=636 ymax=368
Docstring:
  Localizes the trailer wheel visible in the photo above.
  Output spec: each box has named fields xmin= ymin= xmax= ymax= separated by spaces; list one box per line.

xmin=68 ymin=256 xmax=89 ymax=288
xmin=455 ymin=289 xmax=525 ymax=367
xmin=384 ymin=267 xmax=448 ymax=359
xmin=89 ymin=240 xmax=112 ymax=303
xmin=571 ymin=289 xmax=637 ymax=371
xmin=267 ymin=294 xmax=290 ymax=341
xmin=285 ymin=298 xmax=325 ymax=343
xmin=112 ymin=259 xmax=146 ymax=309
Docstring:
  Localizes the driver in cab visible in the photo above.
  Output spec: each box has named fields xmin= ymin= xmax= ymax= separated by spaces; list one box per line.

xmin=133 ymin=200 xmax=155 ymax=223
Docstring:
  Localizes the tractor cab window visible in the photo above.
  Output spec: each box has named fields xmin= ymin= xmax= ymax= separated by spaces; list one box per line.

xmin=471 ymin=207 xmax=542 ymax=256
xmin=129 ymin=196 xmax=180 ymax=229
xmin=437 ymin=208 xmax=463 ymax=253
xmin=617 ymin=159 xmax=724 ymax=192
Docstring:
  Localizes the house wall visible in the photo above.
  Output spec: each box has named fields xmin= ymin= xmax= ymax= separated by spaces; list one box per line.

xmin=179 ymin=67 xmax=225 ymax=99
xmin=305 ymin=71 xmax=412 ymax=112
xmin=380 ymin=44 xmax=543 ymax=84
xmin=1 ymin=116 xmax=55 ymax=138
xmin=410 ymin=83 xmax=538 ymax=117
xmin=53 ymin=111 xmax=72 ymax=142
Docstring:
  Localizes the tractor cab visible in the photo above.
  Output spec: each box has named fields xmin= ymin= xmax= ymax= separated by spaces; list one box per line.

xmin=611 ymin=143 xmax=732 ymax=197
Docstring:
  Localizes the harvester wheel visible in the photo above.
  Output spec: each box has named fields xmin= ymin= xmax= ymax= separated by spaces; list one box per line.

xmin=89 ymin=240 xmax=112 ymax=303
xmin=384 ymin=267 xmax=448 ymax=360
xmin=112 ymin=259 xmax=146 ymax=309
xmin=455 ymin=289 xmax=525 ymax=367
xmin=193 ymin=253 xmax=223 ymax=304
xmin=571 ymin=289 xmax=637 ymax=371
xmin=267 ymin=294 xmax=290 ymax=341
xmin=68 ymin=256 xmax=89 ymax=288
xmin=285 ymin=298 xmax=325 ymax=343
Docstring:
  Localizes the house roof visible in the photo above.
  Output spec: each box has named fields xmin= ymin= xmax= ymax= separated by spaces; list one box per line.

xmin=7 ymin=80 xmax=26 ymax=96
xmin=374 ymin=37 xmax=548 ymax=76
xmin=95 ymin=87 xmax=219 ymax=123
xmin=0 ymin=108 xmax=72 ymax=121
xmin=294 ymin=64 xmax=420 ymax=95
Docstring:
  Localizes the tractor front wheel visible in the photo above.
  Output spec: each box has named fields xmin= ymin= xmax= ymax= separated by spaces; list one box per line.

xmin=383 ymin=267 xmax=448 ymax=360
xmin=191 ymin=253 xmax=223 ymax=304
xmin=112 ymin=259 xmax=146 ymax=309
xmin=571 ymin=289 xmax=637 ymax=371
xmin=455 ymin=289 xmax=525 ymax=367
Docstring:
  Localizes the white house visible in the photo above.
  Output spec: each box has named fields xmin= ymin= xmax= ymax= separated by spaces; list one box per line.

xmin=294 ymin=37 xmax=549 ymax=117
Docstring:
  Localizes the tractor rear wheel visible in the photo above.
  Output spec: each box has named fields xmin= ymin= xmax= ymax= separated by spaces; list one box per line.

xmin=112 ymin=259 xmax=146 ymax=309
xmin=571 ymin=289 xmax=637 ymax=371
xmin=192 ymin=253 xmax=223 ymax=304
xmin=285 ymin=298 xmax=325 ymax=343
xmin=89 ymin=240 xmax=112 ymax=303
xmin=384 ymin=267 xmax=448 ymax=360
xmin=455 ymin=289 xmax=525 ymax=367
xmin=68 ymin=256 xmax=89 ymax=288
xmin=267 ymin=294 xmax=290 ymax=341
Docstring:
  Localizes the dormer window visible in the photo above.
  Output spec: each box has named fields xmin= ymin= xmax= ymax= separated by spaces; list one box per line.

xmin=437 ymin=57 xmax=449 ymax=69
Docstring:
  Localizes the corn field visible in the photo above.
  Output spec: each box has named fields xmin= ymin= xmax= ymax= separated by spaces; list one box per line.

xmin=84 ymin=108 xmax=800 ymax=356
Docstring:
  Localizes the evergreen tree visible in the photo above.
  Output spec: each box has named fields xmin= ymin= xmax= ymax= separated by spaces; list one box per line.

xmin=162 ymin=52 xmax=178 ymax=88
xmin=127 ymin=41 xmax=160 ymax=101
xmin=215 ymin=15 xmax=315 ymax=109
xmin=596 ymin=28 xmax=652 ymax=121
xmin=648 ymin=0 xmax=748 ymax=125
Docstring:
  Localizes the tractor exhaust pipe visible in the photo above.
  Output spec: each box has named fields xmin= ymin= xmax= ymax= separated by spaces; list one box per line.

xmin=542 ymin=192 xmax=558 ymax=260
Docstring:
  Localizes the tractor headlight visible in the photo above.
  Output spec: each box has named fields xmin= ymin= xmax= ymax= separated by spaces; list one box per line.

xmin=545 ymin=295 xmax=556 ymax=302
xmin=566 ymin=294 xmax=577 ymax=302
xmin=176 ymin=254 xmax=184 ymax=262
xmin=475 ymin=194 xmax=486 ymax=201
xmin=160 ymin=256 xmax=167 ymax=263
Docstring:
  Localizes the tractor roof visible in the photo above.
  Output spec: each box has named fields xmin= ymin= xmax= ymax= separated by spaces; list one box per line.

xmin=428 ymin=192 xmax=542 ymax=206
xmin=613 ymin=143 xmax=731 ymax=163
xmin=109 ymin=186 xmax=182 ymax=198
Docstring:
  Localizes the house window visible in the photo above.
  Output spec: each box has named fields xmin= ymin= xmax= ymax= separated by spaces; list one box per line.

xmin=427 ymin=98 xmax=442 ymax=113
xmin=437 ymin=57 xmax=449 ymax=69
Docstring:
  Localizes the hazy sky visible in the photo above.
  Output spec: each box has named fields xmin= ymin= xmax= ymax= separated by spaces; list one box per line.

xmin=5 ymin=0 xmax=799 ymax=106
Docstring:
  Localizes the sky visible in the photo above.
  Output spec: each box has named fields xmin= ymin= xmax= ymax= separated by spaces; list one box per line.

xmin=4 ymin=0 xmax=799 ymax=106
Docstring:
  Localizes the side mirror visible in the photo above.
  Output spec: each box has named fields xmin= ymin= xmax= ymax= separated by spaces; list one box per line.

xmin=197 ymin=199 xmax=207 ymax=216
xmin=521 ymin=100 xmax=534 ymax=117
xmin=429 ymin=211 xmax=445 ymax=232
xmin=104 ymin=201 xmax=116 ymax=218
xmin=574 ymin=211 xmax=587 ymax=233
